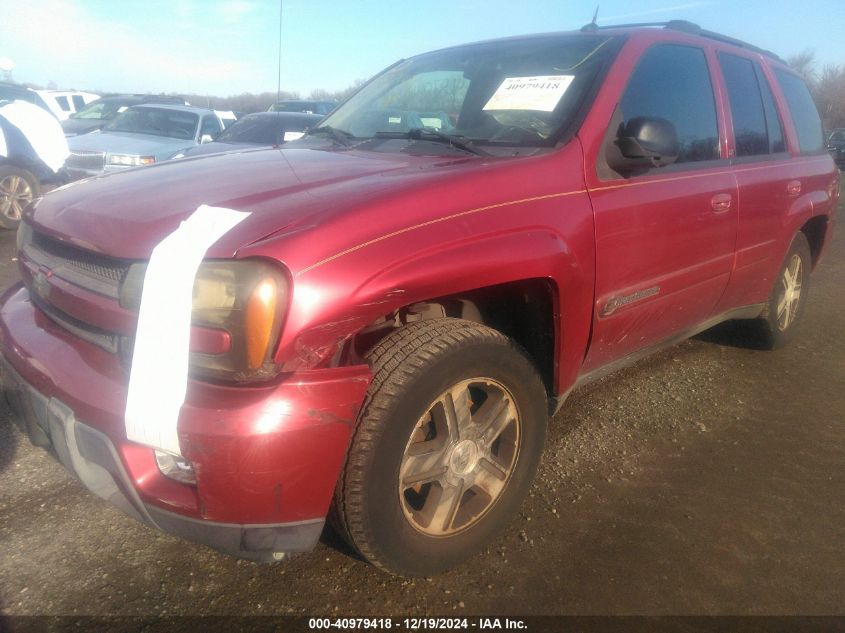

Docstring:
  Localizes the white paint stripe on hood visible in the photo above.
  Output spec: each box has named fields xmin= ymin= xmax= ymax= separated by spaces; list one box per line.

xmin=0 ymin=100 xmax=69 ymax=173
xmin=125 ymin=205 xmax=250 ymax=455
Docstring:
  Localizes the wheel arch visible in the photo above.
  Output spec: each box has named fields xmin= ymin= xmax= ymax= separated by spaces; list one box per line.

xmin=800 ymin=214 xmax=830 ymax=270
xmin=277 ymin=225 xmax=594 ymax=399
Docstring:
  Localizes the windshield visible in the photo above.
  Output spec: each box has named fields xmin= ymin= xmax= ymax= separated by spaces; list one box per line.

xmin=316 ymin=34 xmax=617 ymax=148
xmin=72 ymin=99 xmax=132 ymax=120
xmin=103 ymin=107 xmax=199 ymax=139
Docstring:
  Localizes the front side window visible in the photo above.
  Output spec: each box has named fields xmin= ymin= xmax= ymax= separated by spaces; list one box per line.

xmin=619 ymin=44 xmax=720 ymax=163
xmin=316 ymin=34 xmax=619 ymax=149
xmin=200 ymin=115 xmax=223 ymax=138
xmin=775 ymin=69 xmax=824 ymax=154
xmin=72 ymin=95 xmax=86 ymax=110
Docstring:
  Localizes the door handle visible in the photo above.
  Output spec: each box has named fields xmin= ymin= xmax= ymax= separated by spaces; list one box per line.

xmin=710 ymin=193 xmax=732 ymax=213
xmin=787 ymin=180 xmax=802 ymax=196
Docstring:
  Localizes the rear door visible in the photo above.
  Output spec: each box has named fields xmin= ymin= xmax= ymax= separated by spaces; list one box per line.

xmin=711 ymin=51 xmax=794 ymax=311
xmin=582 ymin=42 xmax=738 ymax=372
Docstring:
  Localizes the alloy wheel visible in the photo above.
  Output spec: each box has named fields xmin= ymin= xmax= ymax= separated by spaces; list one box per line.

xmin=398 ymin=377 xmax=520 ymax=536
xmin=776 ymin=253 xmax=803 ymax=331
xmin=0 ymin=174 xmax=33 ymax=222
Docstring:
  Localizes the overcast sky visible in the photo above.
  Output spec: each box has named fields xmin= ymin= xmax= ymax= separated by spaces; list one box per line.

xmin=1 ymin=0 xmax=844 ymax=97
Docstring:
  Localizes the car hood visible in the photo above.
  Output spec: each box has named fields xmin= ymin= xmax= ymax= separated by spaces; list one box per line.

xmin=67 ymin=131 xmax=196 ymax=157
xmin=61 ymin=118 xmax=107 ymax=136
xmin=177 ymin=141 xmax=259 ymax=158
xmin=28 ymin=145 xmax=479 ymax=259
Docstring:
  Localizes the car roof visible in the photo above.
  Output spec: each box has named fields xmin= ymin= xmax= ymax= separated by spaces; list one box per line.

xmin=130 ymin=103 xmax=216 ymax=115
xmin=420 ymin=21 xmax=786 ymax=68
xmin=0 ymin=81 xmax=34 ymax=93
xmin=245 ymin=111 xmax=323 ymax=119
xmin=96 ymin=94 xmax=184 ymax=102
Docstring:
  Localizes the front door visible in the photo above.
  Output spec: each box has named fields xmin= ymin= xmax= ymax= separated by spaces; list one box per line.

xmin=582 ymin=42 xmax=737 ymax=372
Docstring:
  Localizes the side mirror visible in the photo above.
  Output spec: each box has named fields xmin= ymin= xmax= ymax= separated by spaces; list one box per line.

xmin=608 ymin=117 xmax=679 ymax=172
xmin=200 ymin=134 xmax=213 ymax=144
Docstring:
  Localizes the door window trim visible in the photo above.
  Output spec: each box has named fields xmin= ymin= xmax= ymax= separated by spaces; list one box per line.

xmin=596 ymin=42 xmax=726 ymax=182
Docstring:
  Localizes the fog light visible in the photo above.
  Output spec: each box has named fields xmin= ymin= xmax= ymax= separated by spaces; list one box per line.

xmin=154 ymin=450 xmax=196 ymax=484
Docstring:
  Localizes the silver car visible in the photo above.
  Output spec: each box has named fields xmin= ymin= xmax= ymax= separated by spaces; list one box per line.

xmin=65 ymin=104 xmax=227 ymax=180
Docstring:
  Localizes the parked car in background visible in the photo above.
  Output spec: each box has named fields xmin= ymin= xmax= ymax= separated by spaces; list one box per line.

xmin=827 ymin=128 xmax=845 ymax=168
xmin=0 ymin=82 xmax=54 ymax=116
xmin=215 ymin=110 xmax=238 ymax=129
xmin=171 ymin=112 xmax=322 ymax=159
xmin=0 ymin=100 xmax=68 ymax=229
xmin=62 ymin=94 xmax=190 ymax=137
xmin=2 ymin=22 xmax=836 ymax=577
xmin=269 ymin=99 xmax=336 ymax=115
xmin=35 ymin=90 xmax=99 ymax=121
xmin=65 ymin=104 xmax=229 ymax=179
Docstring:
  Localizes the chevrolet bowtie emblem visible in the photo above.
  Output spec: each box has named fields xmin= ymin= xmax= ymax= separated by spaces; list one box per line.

xmin=33 ymin=270 xmax=52 ymax=302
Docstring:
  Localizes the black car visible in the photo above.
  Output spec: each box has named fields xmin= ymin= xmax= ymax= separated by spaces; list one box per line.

xmin=268 ymin=99 xmax=337 ymax=115
xmin=62 ymin=94 xmax=189 ymax=137
xmin=0 ymin=82 xmax=54 ymax=116
xmin=170 ymin=111 xmax=322 ymax=159
xmin=827 ymin=128 xmax=845 ymax=168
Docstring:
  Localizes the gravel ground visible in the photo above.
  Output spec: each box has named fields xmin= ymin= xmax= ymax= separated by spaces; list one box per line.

xmin=0 ymin=196 xmax=843 ymax=619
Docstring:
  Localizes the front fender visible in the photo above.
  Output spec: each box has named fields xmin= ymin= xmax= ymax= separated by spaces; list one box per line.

xmin=275 ymin=205 xmax=595 ymax=395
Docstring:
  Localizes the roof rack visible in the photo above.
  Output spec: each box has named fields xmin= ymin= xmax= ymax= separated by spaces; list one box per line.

xmin=579 ymin=20 xmax=783 ymax=62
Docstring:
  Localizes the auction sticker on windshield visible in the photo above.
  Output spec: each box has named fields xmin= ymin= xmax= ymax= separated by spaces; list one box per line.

xmin=483 ymin=75 xmax=575 ymax=112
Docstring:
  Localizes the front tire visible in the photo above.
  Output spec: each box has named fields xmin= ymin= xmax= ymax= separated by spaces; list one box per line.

xmin=333 ymin=319 xmax=548 ymax=576
xmin=0 ymin=166 xmax=39 ymax=230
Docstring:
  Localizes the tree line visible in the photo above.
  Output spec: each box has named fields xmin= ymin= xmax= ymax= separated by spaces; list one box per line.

xmin=175 ymin=80 xmax=367 ymax=113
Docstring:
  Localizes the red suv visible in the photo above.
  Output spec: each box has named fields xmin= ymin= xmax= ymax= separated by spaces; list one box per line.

xmin=1 ymin=21 xmax=836 ymax=576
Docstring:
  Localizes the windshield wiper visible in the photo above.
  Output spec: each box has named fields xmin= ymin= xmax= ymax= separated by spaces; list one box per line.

xmin=306 ymin=125 xmax=354 ymax=147
xmin=374 ymin=129 xmax=487 ymax=156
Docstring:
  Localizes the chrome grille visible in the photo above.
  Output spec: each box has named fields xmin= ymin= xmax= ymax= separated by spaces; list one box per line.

xmin=66 ymin=150 xmax=105 ymax=172
xmin=23 ymin=231 xmax=131 ymax=299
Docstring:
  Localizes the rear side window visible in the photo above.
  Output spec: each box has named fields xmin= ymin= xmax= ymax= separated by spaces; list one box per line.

xmin=55 ymin=96 xmax=70 ymax=111
xmin=774 ymin=69 xmax=824 ymax=154
xmin=620 ymin=44 xmax=720 ymax=163
xmin=718 ymin=54 xmax=785 ymax=156
xmin=718 ymin=53 xmax=769 ymax=157
xmin=756 ymin=65 xmax=786 ymax=153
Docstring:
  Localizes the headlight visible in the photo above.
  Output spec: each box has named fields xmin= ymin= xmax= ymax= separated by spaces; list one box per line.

xmin=154 ymin=450 xmax=196 ymax=484
xmin=120 ymin=259 xmax=289 ymax=382
xmin=16 ymin=221 xmax=33 ymax=253
xmin=108 ymin=154 xmax=155 ymax=166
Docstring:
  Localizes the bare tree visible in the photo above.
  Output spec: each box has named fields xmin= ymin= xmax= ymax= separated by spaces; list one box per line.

xmin=786 ymin=49 xmax=817 ymax=87
xmin=814 ymin=64 xmax=845 ymax=131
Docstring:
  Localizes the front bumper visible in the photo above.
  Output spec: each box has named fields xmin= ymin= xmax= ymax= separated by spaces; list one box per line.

xmin=0 ymin=284 xmax=371 ymax=561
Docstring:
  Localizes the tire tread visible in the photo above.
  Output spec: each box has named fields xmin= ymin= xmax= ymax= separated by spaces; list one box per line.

xmin=332 ymin=318 xmax=521 ymax=572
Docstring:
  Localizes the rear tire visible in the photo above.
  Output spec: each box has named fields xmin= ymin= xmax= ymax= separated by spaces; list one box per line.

xmin=756 ymin=232 xmax=812 ymax=350
xmin=332 ymin=318 xmax=548 ymax=576
xmin=0 ymin=166 xmax=39 ymax=230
